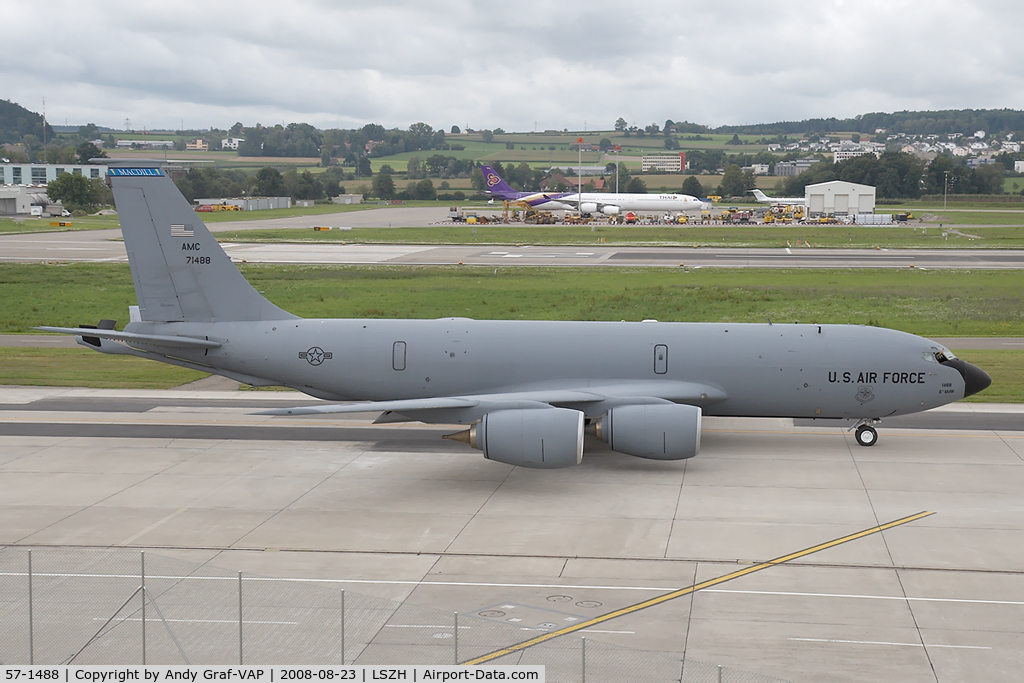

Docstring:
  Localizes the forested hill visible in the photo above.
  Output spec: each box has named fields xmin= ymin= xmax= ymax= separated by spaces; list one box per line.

xmin=714 ymin=109 xmax=1024 ymax=137
xmin=0 ymin=100 xmax=54 ymax=145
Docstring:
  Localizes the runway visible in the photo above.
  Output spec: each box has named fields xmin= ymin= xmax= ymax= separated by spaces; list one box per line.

xmin=4 ymin=226 xmax=1024 ymax=269
xmin=2 ymin=386 xmax=1023 ymax=680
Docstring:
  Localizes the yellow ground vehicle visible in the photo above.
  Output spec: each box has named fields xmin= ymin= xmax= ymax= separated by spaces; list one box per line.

xmin=524 ymin=208 xmax=556 ymax=224
xmin=676 ymin=215 xmax=689 ymax=224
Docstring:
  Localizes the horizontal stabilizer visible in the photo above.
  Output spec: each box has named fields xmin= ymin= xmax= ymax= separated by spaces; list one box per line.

xmin=35 ymin=326 xmax=221 ymax=349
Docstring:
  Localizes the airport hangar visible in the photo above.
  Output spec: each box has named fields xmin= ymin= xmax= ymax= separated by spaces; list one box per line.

xmin=804 ymin=180 xmax=876 ymax=217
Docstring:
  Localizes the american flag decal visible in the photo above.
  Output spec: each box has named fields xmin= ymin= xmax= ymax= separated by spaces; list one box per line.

xmin=171 ymin=224 xmax=194 ymax=237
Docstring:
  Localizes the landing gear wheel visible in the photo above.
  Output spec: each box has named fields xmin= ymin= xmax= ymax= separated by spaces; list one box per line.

xmin=855 ymin=425 xmax=878 ymax=447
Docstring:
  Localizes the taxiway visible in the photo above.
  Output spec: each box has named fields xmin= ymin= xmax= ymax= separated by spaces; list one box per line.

xmin=2 ymin=386 xmax=1023 ymax=681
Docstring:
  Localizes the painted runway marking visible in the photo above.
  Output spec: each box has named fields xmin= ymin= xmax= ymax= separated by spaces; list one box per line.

xmin=462 ymin=511 xmax=936 ymax=665
xmin=790 ymin=638 xmax=991 ymax=650
xmin=385 ymin=624 xmax=471 ymax=629
xmin=8 ymin=571 xmax=1022 ymax=608
xmin=94 ymin=617 xmax=297 ymax=625
xmin=705 ymin=589 xmax=1024 ymax=606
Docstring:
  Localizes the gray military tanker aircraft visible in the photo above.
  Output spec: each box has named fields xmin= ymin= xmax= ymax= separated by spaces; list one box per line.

xmin=39 ymin=164 xmax=991 ymax=467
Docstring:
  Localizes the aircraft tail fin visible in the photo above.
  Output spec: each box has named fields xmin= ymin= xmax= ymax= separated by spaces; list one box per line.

xmin=750 ymin=189 xmax=770 ymax=202
xmin=109 ymin=165 xmax=296 ymax=323
xmin=479 ymin=165 xmax=516 ymax=195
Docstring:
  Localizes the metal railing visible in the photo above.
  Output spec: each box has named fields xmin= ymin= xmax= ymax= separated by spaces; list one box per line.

xmin=0 ymin=547 xmax=786 ymax=682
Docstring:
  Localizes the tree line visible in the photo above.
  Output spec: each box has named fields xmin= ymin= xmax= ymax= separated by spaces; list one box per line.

xmin=0 ymin=99 xmax=54 ymax=146
xmin=713 ymin=108 xmax=1024 ymax=138
xmin=778 ymin=152 xmax=1006 ymax=199
xmin=237 ymin=121 xmax=458 ymax=163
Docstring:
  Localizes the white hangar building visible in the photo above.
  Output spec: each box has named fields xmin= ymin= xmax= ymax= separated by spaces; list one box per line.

xmin=805 ymin=180 xmax=875 ymax=216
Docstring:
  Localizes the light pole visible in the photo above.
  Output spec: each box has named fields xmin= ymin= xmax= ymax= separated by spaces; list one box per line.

xmin=615 ymin=145 xmax=621 ymax=193
xmin=577 ymin=137 xmax=583 ymax=214
xmin=943 ymin=170 xmax=950 ymax=210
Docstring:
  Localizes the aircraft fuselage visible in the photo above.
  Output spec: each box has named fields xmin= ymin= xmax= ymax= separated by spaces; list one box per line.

xmin=126 ymin=318 xmax=967 ymax=423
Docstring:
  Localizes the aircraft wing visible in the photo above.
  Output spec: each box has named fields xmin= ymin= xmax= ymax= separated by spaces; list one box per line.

xmin=255 ymin=381 xmax=726 ymax=417
xmin=551 ymin=194 xmax=586 ymax=208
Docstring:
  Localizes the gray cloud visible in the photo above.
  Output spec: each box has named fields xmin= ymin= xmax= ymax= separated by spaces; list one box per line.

xmin=10 ymin=0 xmax=1024 ymax=131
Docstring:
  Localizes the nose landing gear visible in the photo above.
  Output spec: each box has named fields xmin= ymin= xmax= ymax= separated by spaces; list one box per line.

xmin=852 ymin=418 xmax=880 ymax=447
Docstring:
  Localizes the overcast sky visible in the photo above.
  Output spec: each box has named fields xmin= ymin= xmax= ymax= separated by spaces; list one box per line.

xmin=10 ymin=0 xmax=1024 ymax=133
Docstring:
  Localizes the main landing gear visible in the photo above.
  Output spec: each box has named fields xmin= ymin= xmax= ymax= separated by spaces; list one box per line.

xmin=853 ymin=419 xmax=879 ymax=447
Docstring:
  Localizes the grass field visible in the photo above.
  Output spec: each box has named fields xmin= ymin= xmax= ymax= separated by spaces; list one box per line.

xmin=198 ymin=203 xmax=381 ymax=223
xmin=0 ymin=216 xmax=122 ymax=234
xmin=214 ymin=223 xmax=1024 ymax=249
xmin=948 ymin=349 xmax=1024 ymax=403
xmin=4 ymin=263 xmax=1023 ymax=337
xmin=904 ymin=210 xmax=1024 ymax=226
xmin=0 ymin=347 xmax=207 ymax=388
xmin=2 ymin=263 xmax=1021 ymax=400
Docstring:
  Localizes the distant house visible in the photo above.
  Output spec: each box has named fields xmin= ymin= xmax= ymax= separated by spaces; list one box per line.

xmin=115 ymin=139 xmax=172 ymax=150
xmin=186 ymin=139 xmax=209 ymax=151
xmin=641 ymin=153 xmax=687 ymax=173
xmin=540 ymin=173 xmax=575 ymax=191
xmin=541 ymin=174 xmax=607 ymax=192
xmin=774 ymin=158 xmax=818 ymax=177
xmin=834 ymin=149 xmax=877 ymax=163
xmin=221 ymin=137 xmax=244 ymax=150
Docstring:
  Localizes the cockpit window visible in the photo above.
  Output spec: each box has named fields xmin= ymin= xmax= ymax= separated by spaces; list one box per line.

xmin=933 ymin=348 xmax=956 ymax=363
xmin=922 ymin=352 xmax=937 ymax=363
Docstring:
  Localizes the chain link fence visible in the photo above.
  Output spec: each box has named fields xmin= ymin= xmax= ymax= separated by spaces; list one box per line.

xmin=0 ymin=548 xmax=786 ymax=682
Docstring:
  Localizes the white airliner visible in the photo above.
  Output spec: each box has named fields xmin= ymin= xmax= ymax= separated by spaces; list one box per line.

xmin=481 ymin=165 xmax=706 ymax=215
xmin=751 ymin=189 xmax=806 ymax=206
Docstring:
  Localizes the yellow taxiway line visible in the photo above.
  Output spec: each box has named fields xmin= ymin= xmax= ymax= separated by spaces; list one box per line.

xmin=463 ymin=510 xmax=936 ymax=665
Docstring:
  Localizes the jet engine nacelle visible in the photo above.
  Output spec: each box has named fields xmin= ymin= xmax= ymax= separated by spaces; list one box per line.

xmin=594 ymin=404 xmax=701 ymax=460
xmin=449 ymin=408 xmax=584 ymax=469
xmin=579 ymin=202 xmax=598 ymax=215
xmin=601 ymin=205 xmax=620 ymax=215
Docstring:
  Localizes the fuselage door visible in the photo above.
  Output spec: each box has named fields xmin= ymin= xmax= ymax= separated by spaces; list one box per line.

xmin=393 ymin=341 xmax=406 ymax=371
xmin=654 ymin=344 xmax=668 ymax=374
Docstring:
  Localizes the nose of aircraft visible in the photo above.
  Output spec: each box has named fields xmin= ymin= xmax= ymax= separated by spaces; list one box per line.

xmin=943 ymin=358 xmax=992 ymax=397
